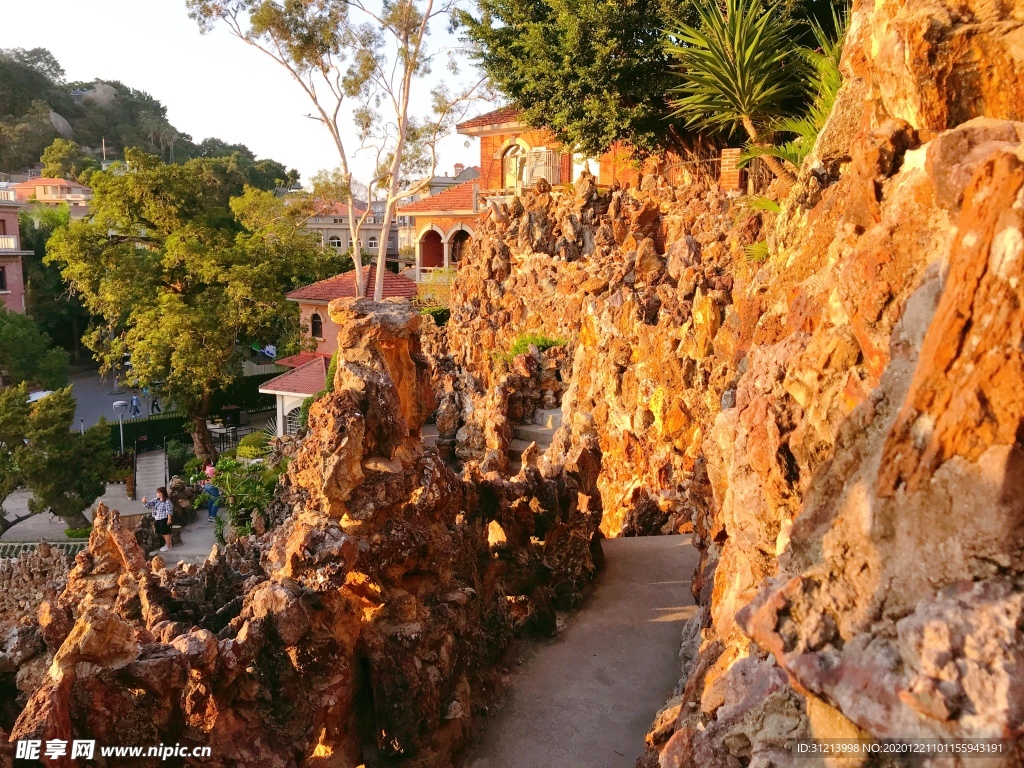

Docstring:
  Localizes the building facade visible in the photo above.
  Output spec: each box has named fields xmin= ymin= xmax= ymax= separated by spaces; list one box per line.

xmin=0 ymin=190 xmax=30 ymax=314
xmin=11 ymin=177 xmax=93 ymax=219
xmin=305 ymin=201 xmax=403 ymax=270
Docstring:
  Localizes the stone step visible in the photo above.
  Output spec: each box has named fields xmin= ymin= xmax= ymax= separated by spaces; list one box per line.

xmin=508 ymin=438 xmax=536 ymax=462
xmin=422 ymin=424 xmax=439 ymax=449
xmin=514 ymin=423 xmax=555 ymax=445
xmin=534 ymin=408 xmax=564 ymax=430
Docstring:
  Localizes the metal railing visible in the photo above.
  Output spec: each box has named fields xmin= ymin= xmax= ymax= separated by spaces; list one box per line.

xmin=0 ymin=541 xmax=88 ymax=561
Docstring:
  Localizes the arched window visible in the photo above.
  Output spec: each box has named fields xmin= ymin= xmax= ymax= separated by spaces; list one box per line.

xmin=368 ymin=236 xmax=379 ymax=250
xmin=502 ymin=144 xmax=527 ymax=190
xmin=327 ymin=235 xmax=342 ymax=250
xmin=311 ymin=312 xmax=323 ymax=339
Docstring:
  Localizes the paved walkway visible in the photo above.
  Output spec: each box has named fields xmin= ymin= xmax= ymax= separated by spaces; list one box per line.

xmin=2 ymin=449 xmax=217 ymax=563
xmin=466 ymin=536 xmax=699 ymax=768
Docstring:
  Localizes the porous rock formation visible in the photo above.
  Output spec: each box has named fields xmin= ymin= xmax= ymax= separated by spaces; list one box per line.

xmin=421 ymin=1 xmax=1024 ymax=764
xmin=1 ymin=298 xmax=602 ymax=767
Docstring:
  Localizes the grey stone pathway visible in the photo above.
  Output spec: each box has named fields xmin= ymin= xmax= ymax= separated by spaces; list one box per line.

xmin=465 ymin=535 xmax=699 ymax=768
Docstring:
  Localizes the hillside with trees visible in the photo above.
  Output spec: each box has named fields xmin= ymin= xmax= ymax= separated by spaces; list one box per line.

xmin=0 ymin=46 xmax=299 ymax=186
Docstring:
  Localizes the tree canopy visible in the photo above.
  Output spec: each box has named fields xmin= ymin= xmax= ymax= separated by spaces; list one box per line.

xmin=459 ymin=0 xmax=844 ymax=159
xmin=0 ymin=385 xmax=110 ymax=533
xmin=0 ymin=307 xmax=69 ymax=390
xmin=46 ymin=150 xmax=342 ymax=458
xmin=459 ymin=0 xmax=680 ymax=158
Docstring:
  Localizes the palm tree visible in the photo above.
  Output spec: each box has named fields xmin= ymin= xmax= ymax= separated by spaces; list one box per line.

xmin=667 ymin=0 xmax=805 ymax=183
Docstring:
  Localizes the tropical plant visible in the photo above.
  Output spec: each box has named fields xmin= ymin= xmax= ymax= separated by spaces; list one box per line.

xmin=667 ymin=0 xmax=805 ymax=183
xmin=741 ymin=4 xmax=848 ymax=169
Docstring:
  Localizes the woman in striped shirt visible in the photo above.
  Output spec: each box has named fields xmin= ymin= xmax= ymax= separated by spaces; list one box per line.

xmin=142 ymin=486 xmax=174 ymax=552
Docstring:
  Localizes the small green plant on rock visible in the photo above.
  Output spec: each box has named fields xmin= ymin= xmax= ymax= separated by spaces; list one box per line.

xmin=493 ymin=333 xmax=568 ymax=367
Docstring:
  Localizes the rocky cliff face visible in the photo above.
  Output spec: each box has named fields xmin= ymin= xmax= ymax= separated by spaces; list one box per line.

xmin=0 ymin=299 xmax=604 ymax=767
xmin=423 ymin=2 xmax=1024 ymax=764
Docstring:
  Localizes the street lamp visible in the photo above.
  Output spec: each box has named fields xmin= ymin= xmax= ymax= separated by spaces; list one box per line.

xmin=112 ymin=400 xmax=128 ymax=454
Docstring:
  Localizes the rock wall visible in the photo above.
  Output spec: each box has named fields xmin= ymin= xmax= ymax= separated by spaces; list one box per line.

xmin=1 ymin=299 xmax=603 ymax=767
xmin=441 ymin=175 xmax=759 ymax=536
xmin=428 ymin=1 xmax=1024 ymax=764
xmin=640 ymin=0 xmax=1024 ymax=765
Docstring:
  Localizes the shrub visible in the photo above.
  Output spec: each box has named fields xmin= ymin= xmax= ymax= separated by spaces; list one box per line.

xmin=420 ymin=304 xmax=451 ymax=326
xmin=237 ymin=444 xmax=267 ymax=459
xmin=493 ymin=332 xmax=568 ymax=366
xmin=64 ymin=526 xmax=92 ymax=539
xmin=166 ymin=439 xmax=193 ymax=462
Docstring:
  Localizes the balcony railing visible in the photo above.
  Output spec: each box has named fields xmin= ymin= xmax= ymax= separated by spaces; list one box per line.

xmin=0 ymin=235 xmax=18 ymax=250
xmin=0 ymin=190 xmax=15 ymax=202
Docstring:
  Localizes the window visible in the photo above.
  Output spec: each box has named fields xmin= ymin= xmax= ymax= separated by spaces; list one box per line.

xmin=0 ymin=266 xmax=6 ymax=292
xmin=0 ymin=219 xmax=5 ymax=235
xmin=311 ymin=312 xmax=323 ymax=339
xmin=502 ymin=144 xmax=527 ymax=190
xmin=368 ymin=236 xmax=378 ymax=250
xmin=328 ymin=235 xmax=343 ymax=250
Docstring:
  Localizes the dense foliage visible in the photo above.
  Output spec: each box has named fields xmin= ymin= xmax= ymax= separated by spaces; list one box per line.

xmin=0 ymin=386 xmax=111 ymax=532
xmin=459 ymin=0 xmax=680 ymax=158
xmin=0 ymin=306 xmax=68 ymax=389
xmin=460 ymin=0 xmax=841 ymax=159
xmin=46 ymin=150 xmax=341 ymax=458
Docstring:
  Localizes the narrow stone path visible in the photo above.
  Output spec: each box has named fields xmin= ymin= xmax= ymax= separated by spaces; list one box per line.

xmin=466 ymin=535 xmax=699 ymax=768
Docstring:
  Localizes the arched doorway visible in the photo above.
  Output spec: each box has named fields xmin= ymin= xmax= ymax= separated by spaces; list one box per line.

xmin=420 ymin=229 xmax=444 ymax=268
xmin=450 ymin=229 xmax=471 ymax=262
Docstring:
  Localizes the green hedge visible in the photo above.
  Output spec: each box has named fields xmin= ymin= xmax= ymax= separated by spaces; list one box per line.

xmin=111 ymin=412 xmax=190 ymax=453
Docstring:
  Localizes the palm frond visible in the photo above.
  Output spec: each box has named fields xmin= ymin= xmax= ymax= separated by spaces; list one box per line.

xmin=666 ymin=0 xmax=805 ymax=137
xmin=744 ymin=240 xmax=770 ymax=262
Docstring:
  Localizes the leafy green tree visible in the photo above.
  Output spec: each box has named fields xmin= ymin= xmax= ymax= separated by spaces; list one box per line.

xmin=19 ymin=204 xmax=92 ymax=359
xmin=1 ymin=48 xmax=65 ymax=85
xmin=459 ymin=0 xmax=682 ymax=159
xmin=19 ymin=388 xmax=111 ymax=528
xmin=0 ymin=101 xmax=58 ymax=173
xmin=666 ymin=0 xmax=805 ymax=183
xmin=0 ymin=386 xmax=111 ymax=533
xmin=46 ymin=150 xmax=338 ymax=459
xmin=40 ymin=138 xmax=100 ymax=181
xmin=0 ymin=307 xmax=69 ymax=389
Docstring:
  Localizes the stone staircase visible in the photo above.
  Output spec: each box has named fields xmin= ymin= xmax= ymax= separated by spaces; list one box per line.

xmin=508 ymin=408 xmax=563 ymax=473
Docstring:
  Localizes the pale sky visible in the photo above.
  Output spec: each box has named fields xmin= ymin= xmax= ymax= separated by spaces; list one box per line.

xmin=0 ymin=0 xmax=483 ymax=187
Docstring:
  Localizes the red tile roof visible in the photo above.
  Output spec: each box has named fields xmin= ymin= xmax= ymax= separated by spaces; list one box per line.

xmin=12 ymin=177 xmax=90 ymax=191
xmin=286 ymin=266 xmax=418 ymax=302
xmin=275 ymin=351 xmax=332 ymax=369
xmin=398 ymin=181 xmax=478 ymax=214
xmin=457 ymin=106 xmax=522 ymax=130
xmin=259 ymin=357 xmax=327 ymax=396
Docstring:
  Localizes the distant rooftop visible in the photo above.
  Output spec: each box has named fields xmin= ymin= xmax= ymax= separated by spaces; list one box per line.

xmin=286 ymin=266 xmax=418 ymax=303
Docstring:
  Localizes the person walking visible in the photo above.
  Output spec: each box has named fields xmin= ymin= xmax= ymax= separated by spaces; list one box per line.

xmin=142 ymin=486 xmax=174 ymax=552
xmin=202 ymin=458 xmax=216 ymax=481
xmin=204 ymin=481 xmax=221 ymax=523
xmin=129 ymin=390 xmax=142 ymax=417
xmin=150 ymin=394 xmax=162 ymax=414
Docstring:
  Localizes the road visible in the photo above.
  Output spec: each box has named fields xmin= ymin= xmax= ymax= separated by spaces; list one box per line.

xmin=465 ymin=535 xmax=700 ymax=768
